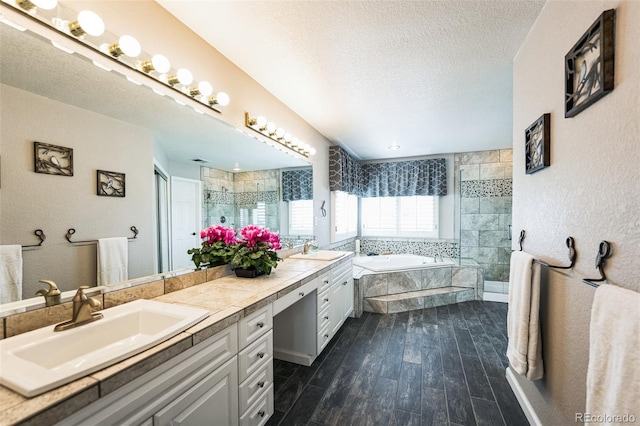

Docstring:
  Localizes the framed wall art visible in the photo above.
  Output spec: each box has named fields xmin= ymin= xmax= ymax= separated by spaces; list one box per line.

xmin=34 ymin=142 xmax=73 ymax=176
xmin=564 ymin=9 xmax=615 ymax=118
xmin=525 ymin=113 xmax=550 ymax=175
xmin=97 ymin=170 xmax=125 ymax=197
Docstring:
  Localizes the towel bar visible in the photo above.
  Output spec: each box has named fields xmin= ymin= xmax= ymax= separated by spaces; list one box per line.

xmin=22 ymin=229 xmax=46 ymax=249
xmin=533 ymin=236 xmax=577 ymax=270
xmin=66 ymin=226 xmax=139 ymax=244
xmin=583 ymin=241 xmax=611 ymax=288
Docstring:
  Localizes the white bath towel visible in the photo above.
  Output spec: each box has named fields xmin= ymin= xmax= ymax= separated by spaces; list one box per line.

xmin=586 ymin=285 xmax=640 ymax=424
xmin=507 ymin=251 xmax=543 ymax=380
xmin=97 ymin=237 xmax=128 ymax=285
xmin=0 ymin=245 xmax=23 ymax=303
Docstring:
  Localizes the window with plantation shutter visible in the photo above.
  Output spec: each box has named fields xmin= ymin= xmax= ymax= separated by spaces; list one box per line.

xmin=361 ymin=196 xmax=438 ymax=238
xmin=331 ymin=191 xmax=358 ymax=241
xmin=288 ymin=199 xmax=314 ymax=235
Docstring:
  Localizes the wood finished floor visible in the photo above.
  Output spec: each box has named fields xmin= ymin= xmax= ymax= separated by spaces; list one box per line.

xmin=267 ymin=301 xmax=529 ymax=426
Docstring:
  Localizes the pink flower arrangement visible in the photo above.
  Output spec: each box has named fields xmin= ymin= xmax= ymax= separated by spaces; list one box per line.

xmin=239 ymin=225 xmax=282 ymax=250
xmin=200 ymin=225 xmax=238 ymax=245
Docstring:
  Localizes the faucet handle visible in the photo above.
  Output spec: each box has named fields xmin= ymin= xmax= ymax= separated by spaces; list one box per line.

xmin=38 ymin=280 xmax=61 ymax=296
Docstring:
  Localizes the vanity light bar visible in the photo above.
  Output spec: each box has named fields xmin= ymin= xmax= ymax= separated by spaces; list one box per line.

xmin=245 ymin=112 xmax=315 ymax=157
xmin=3 ymin=0 xmax=230 ymax=114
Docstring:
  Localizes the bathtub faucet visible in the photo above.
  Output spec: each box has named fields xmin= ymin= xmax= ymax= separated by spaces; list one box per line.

xmin=434 ymin=249 xmax=444 ymax=263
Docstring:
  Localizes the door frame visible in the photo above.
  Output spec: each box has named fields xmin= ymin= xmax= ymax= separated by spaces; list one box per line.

xmin=170 ymin=176 xmax=202 ymax=271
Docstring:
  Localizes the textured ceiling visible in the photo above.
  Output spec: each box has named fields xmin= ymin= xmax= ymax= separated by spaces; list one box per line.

xmin=157 ymin=0 xmax=545 ymax=160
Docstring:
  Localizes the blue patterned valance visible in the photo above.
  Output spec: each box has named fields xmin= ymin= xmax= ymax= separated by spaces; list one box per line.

xmin=329 ymin=146 xmax=447 ymax=197
xmin=282 ymin=169 xmax=313 ymax=201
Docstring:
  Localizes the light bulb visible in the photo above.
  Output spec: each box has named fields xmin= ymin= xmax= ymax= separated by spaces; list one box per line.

xmin=309 ymin=147 xmax=317 ymax=156
xmin=18 ymin=0 xmax=57 ymax=11
xmin=266 ymin=122 xmax=277 ymax=135
xmin=256 ymin=116 xmax=267 ymax=129
xmin=69 ymin=10 xmax=104 ymax=37
xmin=291 ymin=138 xmax=299 ymax=147
xmin=108 ymin=35 xmax=140 ymax=58
xmin=138 ymin=54 xmax=170 ymax=74
xmin=284 ymin=133 xmax=292 ymax=143
xmin=208 ymin=92 xmax=230 ymax=107
xmin=198 ymin=81 xmax=213 ymax=97
xmin=176 ymin=68 xmax=193 ymax=85
xmin=275 ymin=128 xmax=285 ymax=140
xmin=215 ymin=92 xmax=229 ymax=106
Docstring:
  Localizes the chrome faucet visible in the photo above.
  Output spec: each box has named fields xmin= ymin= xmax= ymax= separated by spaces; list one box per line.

xmin=35 ymin=280 xmax=61 ymax=307
xmin=54 ymin=286 xmax=103 ymax=332
xmin=434 ymin=248 xmax=444 ymax=263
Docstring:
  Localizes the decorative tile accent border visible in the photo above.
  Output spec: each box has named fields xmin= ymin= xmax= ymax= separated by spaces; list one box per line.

xmin=461 ymin=179 xmax=512 ymax=198
xmin=360 ymin=239 xmax=459 ymax=258
xmin=204 ymin=190 xmax=279 ymax=205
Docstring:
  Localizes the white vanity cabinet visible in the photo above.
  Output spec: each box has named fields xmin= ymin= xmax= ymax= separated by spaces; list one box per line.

xmin=327 ymin=261 xmax=354 ymax=340
xmin=237 ymin=305 xmax=274 ymax=426
xmin=58 ymin=324 xmax=239 ymax=426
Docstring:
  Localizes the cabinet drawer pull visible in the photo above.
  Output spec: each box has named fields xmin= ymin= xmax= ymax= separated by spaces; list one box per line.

xmin=299 ymin=292 xmax=305 ymax=297
xmin=343 ymin=281 xmax=348 ymax=286
xmin=258 ymin=410 xmax=266 ymax=418
xmin=324 ymin=298 xmax=329 ymax=302
xmin=324 ymin=316 xmax=329 ymax=320
xmin=324 ymin=334 xmax=329 ymax=338
xmin=323 ymin=280 xmax=329 ymax=284
xmin=257 ymin=381 xmax=266 ymax=388
xmin=257 ymin=352 xmax=265 ymax=359
xmin=256 ymin=321 xmax=264 ymax=328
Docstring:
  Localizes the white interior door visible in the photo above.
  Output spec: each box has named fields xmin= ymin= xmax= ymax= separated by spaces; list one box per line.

xmin=171 ymin=177 xmax=201 ymax=270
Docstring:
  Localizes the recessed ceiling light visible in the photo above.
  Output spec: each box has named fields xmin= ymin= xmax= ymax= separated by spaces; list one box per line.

xmin=388 ymin=144 xmax=400 ymax=150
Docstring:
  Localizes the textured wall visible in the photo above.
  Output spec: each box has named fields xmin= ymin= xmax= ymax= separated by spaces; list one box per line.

xmin=0 ymin=85 xmax=156 ymax=296
xmin=512 ymin=1 xmax=640 ymax=424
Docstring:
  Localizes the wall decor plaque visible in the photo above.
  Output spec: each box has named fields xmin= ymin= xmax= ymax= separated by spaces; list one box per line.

xmin=34 ymin=142 xmax=73 ymax=176
xmin=565 ymin=9 xmax=615 ymax=118
xmin=97 ymin=170 xmax=125 ymax=197
xmin=525 ymin=113 xmax=550 ymax=174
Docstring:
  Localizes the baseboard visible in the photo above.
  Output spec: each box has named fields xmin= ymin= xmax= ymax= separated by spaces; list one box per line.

xmin=506 ymin=367 xmax=542 ymax=426
xmin=273 ymin=347 xmax=314 ymax=366
xmin=483 ymin=292 xmax=508 ymax=303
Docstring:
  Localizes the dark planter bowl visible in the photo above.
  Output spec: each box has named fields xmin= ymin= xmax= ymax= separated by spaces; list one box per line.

xmin=234 ymin=268 xmax=265 ymax=278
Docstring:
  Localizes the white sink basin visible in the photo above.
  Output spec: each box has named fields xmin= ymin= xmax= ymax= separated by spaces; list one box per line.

xmin=0 ymin=299 xmax=209 ymax=397
xmin=289 ymin=250 xmax=350 ymax=261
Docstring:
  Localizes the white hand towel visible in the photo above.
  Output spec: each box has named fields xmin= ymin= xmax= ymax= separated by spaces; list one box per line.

xmin=586 ymin=285 xmax=640 ymax=424
xmin=507 ymin=250 xmax=543 ymax=380
xmin=97 ymin=237 xmax=128 ymax=285
xmin=0 ymin=245 xmax=23 ymax=303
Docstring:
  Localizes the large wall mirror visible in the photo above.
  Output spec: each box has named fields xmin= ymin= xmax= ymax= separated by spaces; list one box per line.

xmin=0 ymin=9 xmax=312 ymax=310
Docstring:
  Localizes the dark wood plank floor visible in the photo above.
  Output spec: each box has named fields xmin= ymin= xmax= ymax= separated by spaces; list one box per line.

xmin=267 ymin=300 xmax=529 ymax=426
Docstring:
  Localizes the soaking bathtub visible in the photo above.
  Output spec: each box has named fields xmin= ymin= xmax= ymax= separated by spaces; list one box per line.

xmin=352 ymin=254 xmax=455 ymax=273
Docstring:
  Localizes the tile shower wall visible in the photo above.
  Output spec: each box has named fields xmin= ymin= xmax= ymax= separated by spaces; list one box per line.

xmin=201 ymin=167 xmax=280 ymax=231
xmin=455 ymin=150 xmax=512 ymax=282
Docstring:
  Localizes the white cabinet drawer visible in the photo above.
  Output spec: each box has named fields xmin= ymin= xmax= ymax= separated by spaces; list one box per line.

xmin=238 ymin=330 xmax=272 ymax=383
xmin=238 ymin=304 xmax=272 ymax=350
xmin=318 ymin=272 xmax=331 ymax=293
xmin=317 ymin=305 xmax=331 ymax=332
xmin=239 ymin=360 xmax=273 ymax=413
xmin=317 ymin=287 xmax=330 ymax=313
xmin=273 ymin=278 xmax=318 ymax=315
xmin=240 ymin=384 xmax=274 ymax=426
xmin=317 ymin=323 xmax=331 ymax=352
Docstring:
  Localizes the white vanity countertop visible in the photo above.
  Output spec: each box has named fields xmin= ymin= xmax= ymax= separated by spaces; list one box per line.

xmin=0 ymin=253 xmax=353 ymax=426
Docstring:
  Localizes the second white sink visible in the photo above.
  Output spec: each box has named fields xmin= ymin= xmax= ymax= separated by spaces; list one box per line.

xmin=0 ymin=299 xmax=209 ymax=397
xmin=289 ymin=250 xmax=350 ymax=261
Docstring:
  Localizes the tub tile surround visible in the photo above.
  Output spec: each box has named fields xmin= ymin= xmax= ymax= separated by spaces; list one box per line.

xmin=357 ymin=263 xmax=483 ymax=315
xmin=0 ymin=253 xmax=354 ymax=425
